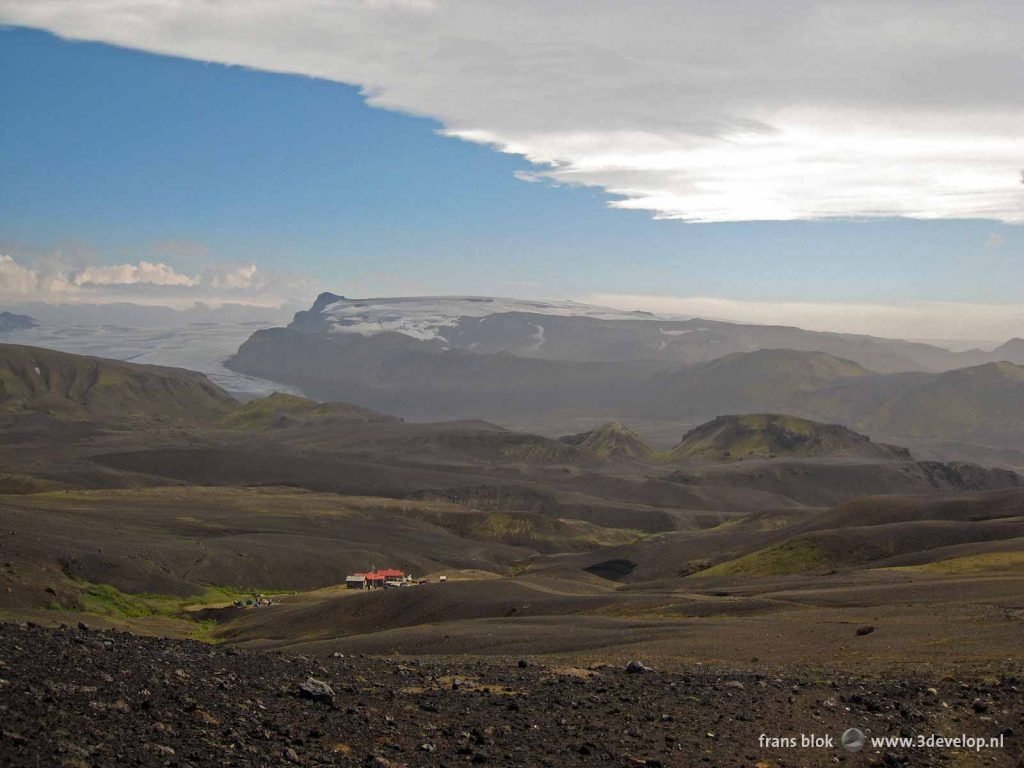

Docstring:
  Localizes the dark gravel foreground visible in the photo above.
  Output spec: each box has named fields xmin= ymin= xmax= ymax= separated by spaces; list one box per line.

xmin=1 ymin=623 xmax=1022 ymax=768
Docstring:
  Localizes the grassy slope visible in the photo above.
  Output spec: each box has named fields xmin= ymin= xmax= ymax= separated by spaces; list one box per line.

xmin=669 ymin=413 xmax=903 ymax=461
xmin=561 ymin=421 xmax=662 ymax=461
xmin=218 ymin=392 xmax=395 ymax=430
xmin=0 ymin=343 xmax=235 ymax=423
xmin=689 ymin=489 xmax=1024 ymax=579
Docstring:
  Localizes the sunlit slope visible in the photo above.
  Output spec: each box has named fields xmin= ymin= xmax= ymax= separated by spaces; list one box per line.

xmin=669 ymin=414 xmax=908 ymax=461
xmin=0 ymin=343 xmax=235 ymax=423
xmin=560 ymin=421 xmax=661 ymax=461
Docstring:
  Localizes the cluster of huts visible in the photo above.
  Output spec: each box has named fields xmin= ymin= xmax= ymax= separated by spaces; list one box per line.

xmin=345 ymin=568 xmax=412 ymax=590
xmin=345 ymin=568 xmax=446 ymax=589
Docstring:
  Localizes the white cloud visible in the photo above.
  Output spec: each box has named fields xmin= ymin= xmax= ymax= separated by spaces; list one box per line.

xmin=0 ymin=254 xmax=79 ymax=296
xmin=0 ymin=253 xmax=310 ymax=308
xmin=74 ymin=260 xmax=196 ymax=287
xmin=203 ymin=263 xmax=261 ymax=290
xmin=0 ymin=255 xmax=46 ymax=295
xmin=2 ymin=1 xmax=1022 ymax=222
xmin=585 ymin=293 xmax=1024 ymax=342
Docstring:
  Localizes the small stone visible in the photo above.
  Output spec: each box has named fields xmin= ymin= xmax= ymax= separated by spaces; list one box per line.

xmin=625 ymin=660 xmax=649 ymax=674
xmin=284 ymin=747 xmax=302 ymax=764
xmin=855 ymin=625 xmax=875 ymax=636
xmin=723 ymin=680 xmax=745 ymax=690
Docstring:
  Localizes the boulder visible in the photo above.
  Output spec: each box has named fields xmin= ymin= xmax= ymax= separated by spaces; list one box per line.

xmin=298 ymin=677 xmax=335 ymax=704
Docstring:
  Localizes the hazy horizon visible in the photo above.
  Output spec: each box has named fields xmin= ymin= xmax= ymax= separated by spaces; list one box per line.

xmin=2 ymin=292 xmax=1021 ymax=348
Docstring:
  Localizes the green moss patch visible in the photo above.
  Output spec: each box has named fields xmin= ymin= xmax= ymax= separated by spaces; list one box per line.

xmin=692 ymin=538 xmax=826 ymax=578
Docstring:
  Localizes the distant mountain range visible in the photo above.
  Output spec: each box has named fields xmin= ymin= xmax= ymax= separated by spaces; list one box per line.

xmin=272 ymin=292 xmax=1020 ymax=371
xmin=225 ymin=293 xmax=1024 ymax=450
xmin=6 ymin=342 xmax=1019 ymax=493
xmin=0 ymin=312 xmax=36 ymax=332
xmin=641 ymin=350 xmax=1024 ymax=444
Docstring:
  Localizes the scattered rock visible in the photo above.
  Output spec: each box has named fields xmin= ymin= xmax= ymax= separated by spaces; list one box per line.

xmin=298 ymin=677 xmax=335 ymax=704
xmin=1 ymin=623 xmax=1022 ymax=768
xmin=625 ymin=660 xmax=649 ymax=674
xmin=855 ymin=625 xmax=875 ymax=636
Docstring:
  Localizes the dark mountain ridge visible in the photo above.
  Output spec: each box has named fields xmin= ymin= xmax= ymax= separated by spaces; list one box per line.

xmin=238 ymin=292 xmax=1001 ymax=372
xmin=225 ymin=294 xmax=1021 ymax=428
xmin=0 ymin=312 xmax=36 ymax=332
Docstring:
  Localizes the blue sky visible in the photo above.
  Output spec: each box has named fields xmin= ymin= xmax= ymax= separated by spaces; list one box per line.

xmin=1 ymin=18 xmax=1022 ymax=339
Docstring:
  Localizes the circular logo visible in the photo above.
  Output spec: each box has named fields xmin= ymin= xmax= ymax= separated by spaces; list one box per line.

xmin=841 ymin=727 xmax=866 ymax=752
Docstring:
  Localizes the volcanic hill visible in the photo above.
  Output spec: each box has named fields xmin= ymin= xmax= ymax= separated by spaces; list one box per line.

xmin=669 ymin=413 xmax=910 ymax=461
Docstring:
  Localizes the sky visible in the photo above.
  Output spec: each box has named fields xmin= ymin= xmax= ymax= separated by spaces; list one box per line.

xmin=1 ymin=2 xmax=1023 ymax=341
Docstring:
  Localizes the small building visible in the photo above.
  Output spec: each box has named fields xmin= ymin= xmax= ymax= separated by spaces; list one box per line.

xmin=365 ymin=568 xmax=406 ymax=588
xmin=346 ymin=574 xmax=367 ymax=589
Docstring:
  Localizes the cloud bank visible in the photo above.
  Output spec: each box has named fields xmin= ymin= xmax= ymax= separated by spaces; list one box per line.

xmin=0 ymin=253 xmax=309 ymax=308
xmin=2 ymin=0 xmax=1022 ymax=222
xmin=587 ymin=293 xmax=1024 ymax=343
xmin=73 ymin=261 xmax=197 ymax=287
